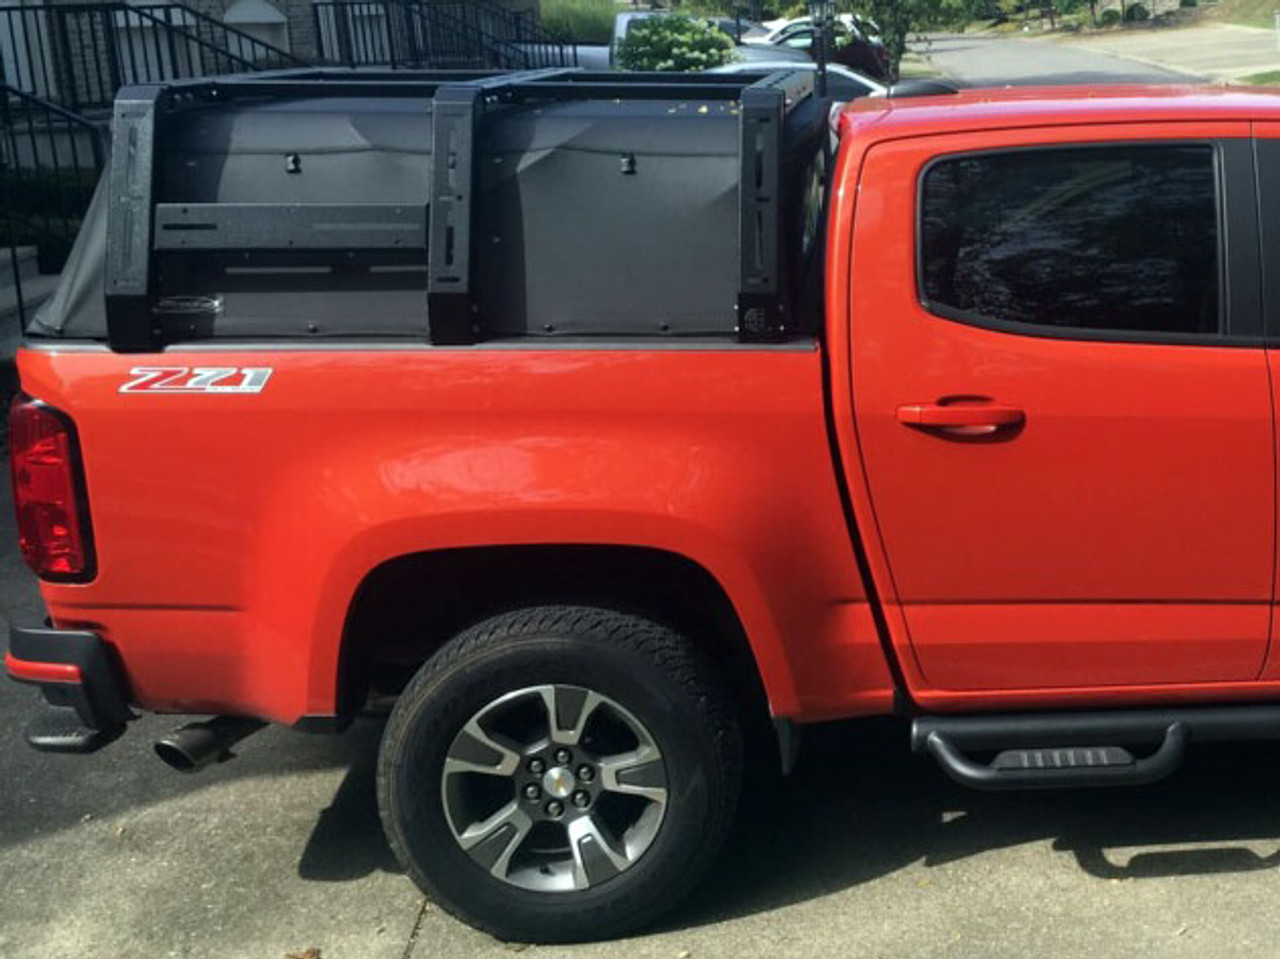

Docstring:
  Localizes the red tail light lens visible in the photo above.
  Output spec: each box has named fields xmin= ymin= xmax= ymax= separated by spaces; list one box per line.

xmin=8 ymin=396 xmax=95 ymax=581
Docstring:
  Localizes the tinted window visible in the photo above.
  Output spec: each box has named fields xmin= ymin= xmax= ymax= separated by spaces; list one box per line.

xmin=829 ymin=75 xmax=874 ymax=100
xmin=920 ymin=145 xmax=1219 ymax=336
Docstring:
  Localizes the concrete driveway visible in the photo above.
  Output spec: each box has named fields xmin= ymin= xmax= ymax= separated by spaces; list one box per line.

xmin=8 ymin=464 xmax=1280 ymax=959
xmin=1058 ymin=22 xmax=1280 ymax=82
xmin=921 ymin=31 xmax=1197 ymax=84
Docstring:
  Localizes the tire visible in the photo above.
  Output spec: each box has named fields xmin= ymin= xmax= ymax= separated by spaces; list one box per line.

xmin=376 ymin=605 xmax=744 ymax=943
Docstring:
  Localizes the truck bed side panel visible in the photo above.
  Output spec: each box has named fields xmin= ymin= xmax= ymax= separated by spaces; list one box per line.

xmin=18 ymin=345 xmax=894 ymax=723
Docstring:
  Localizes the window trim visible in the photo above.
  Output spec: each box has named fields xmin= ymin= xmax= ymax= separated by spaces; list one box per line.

xmin=913 ymin=139 xmax=1261 ymax=348
xmin=1253 ymin=137 xmax=1280 ymax=344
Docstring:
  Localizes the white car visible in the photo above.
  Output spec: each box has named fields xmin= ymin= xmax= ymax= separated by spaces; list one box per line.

xmin=747 ymin=14 xmax=881 ymax=47
xmin=708 ymin=60 xmax=886 ymax=101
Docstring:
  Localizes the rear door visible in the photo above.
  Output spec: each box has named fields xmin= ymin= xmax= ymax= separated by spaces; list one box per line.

xmin=848 ymin=124 xmax=1274 ymax=691
xmin=1253 ymin=126 xmax=1280 ymax=684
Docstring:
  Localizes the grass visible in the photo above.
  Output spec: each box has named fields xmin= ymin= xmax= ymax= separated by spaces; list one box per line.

xmin=1241 ymin=68 xmax=1280 ymax=82
xmin=1213 ymin=0 xmax=1278 ymax=27
xmin=540 ymin=0 xmax=616 ymax=44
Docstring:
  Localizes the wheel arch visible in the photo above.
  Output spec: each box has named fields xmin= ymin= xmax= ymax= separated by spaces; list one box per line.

xmin=334 ymin=544 xmax=781 ymax=737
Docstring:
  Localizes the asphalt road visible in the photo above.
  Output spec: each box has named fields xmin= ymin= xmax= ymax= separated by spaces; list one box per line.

xmin=921 ymin=32 xmax=1199 ymax=85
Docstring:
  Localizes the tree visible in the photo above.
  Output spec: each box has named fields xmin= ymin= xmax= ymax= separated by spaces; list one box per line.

xmin=838 ymin=0 xmax=947 ymax=83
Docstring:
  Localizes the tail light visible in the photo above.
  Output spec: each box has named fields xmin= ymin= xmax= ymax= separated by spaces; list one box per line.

xmin=8 ymin=395 xmax=95 ymax=581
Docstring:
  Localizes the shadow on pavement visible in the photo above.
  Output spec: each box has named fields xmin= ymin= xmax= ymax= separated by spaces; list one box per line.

xmin=297 ymin=719 xmax=401 ymax=882
xmin=282 ymin=712 xmax=1280 ymax=926
xmin=655 ymin=718 xmax=1280 ymax=930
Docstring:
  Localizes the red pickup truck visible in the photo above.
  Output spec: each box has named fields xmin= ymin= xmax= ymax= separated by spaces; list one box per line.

xmin=9 ymin=69 xmax=1280 ymax=942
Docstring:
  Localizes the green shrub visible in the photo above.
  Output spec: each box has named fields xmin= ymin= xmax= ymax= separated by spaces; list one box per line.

xmin=1178 ymin=0 xmax=1196 ymax=8
xmin=1098 ymin=7 xmax=1121 ymax=24
xmin=540 ymin=0 xmax=615 ymax=44
xmin=616 ymin=15 xmax=737 ymax=71
xmin=1124 ymin=2 xmax=1149 ymax=18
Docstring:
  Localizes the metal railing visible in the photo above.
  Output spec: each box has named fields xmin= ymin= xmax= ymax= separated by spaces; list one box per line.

xmin=0 ymin=82 xmax=105 ymax=326
xmin=314 ymin=0 xmax=576 ymax=71
xmin=0 ymin=3 xmax=306 ymax=111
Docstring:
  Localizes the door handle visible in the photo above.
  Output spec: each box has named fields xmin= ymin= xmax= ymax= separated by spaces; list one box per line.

xmin=897 ymin=402 xmax=1025 ymax=434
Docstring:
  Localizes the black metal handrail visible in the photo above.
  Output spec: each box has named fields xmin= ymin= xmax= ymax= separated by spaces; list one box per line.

xmin=428 ymin=2 xmax=576 ymax=70
xmin=0 ymin=3 xmax=306 ymax=111
xmin=313 ymin=0 xmax=576 ymax=71
xmin=0 ymin=81 xmax=105 ymax=327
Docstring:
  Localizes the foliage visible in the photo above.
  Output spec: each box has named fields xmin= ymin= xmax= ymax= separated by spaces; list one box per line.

xmin=671 ymin=0 xmax=791 ymax=18
xmin=1123 ymin=2 xmax=1148 ymax=18
xmin=1098 ymin=7 xmax=1122 ymax=23
xmin=540 ymin=0 xmax=615 ymax=43
xmin=1217 ymin=0 xmax=1280 ymax=28
xmin=1178 ymin=0 xmax=1196 ymax=7
xmin=615 ymin=15 xmax=737 ymax=71
xmin=829 ymin=21 xmax=891 ymax=78
xmin=838 ymin=0 xmax=947 ymax=82
xmin=943 ymin=0 xmax=1005 ymax=18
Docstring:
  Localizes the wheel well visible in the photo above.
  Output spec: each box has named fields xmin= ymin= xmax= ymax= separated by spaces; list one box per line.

xmin=338 ymin=546 xmax=773 ymax=736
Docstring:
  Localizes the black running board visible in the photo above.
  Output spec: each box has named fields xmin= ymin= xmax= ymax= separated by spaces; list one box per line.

xmin=912 ymin=704 xmax=1280 ymax=791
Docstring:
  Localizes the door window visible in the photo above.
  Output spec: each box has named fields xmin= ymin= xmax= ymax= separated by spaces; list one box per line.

xmin=919 ymin=144 xmax=1220 ymax=337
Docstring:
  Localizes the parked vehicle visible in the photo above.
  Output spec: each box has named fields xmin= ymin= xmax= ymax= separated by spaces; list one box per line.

xmin=709 ymin=60 xmax=886 ymax=100
xmin=13 ymin=70 xmax=1280 ymax=944
xmin=746 ymin=13 xmax=891 ymax=80
xmin=745 ymin=12 xmax=881 ymax=46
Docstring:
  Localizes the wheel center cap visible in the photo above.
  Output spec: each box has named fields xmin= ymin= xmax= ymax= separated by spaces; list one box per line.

xmin=542 ymin=766 xmax=574 ymax=799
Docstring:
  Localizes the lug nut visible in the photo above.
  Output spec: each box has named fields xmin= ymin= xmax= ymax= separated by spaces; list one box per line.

xmin=545 ymin=800 xmax=565 ymax=818
xmin=527 ymin=758 xmax=546 ymax=774
xmin=576 ymin=764 xmax=595 ymax=783
xmin=554 ymin=748 xmax=572 ymax=765
xmin=571 ymin=790 xmax=591 ymax=809
xmin=523 ymin=783 xmax=542 ymax=801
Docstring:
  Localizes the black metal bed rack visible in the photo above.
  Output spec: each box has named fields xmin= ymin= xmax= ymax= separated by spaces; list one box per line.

xmin=103 ymin=67 xmax=820 ymax=351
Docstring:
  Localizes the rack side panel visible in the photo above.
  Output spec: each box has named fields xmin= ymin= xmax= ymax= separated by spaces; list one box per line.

xmin=427 ymin=85 xmax=482 ymax=345
xmin=105 ymin=86 xmax=162 ymax=352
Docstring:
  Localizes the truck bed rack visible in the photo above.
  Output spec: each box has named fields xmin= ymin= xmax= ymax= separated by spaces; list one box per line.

xmin=98 ymin=67 xmax=825 ymax=351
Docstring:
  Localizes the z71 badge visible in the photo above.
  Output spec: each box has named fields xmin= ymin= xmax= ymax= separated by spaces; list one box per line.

xmin=120 ymin=367 xmax=273 ymax=394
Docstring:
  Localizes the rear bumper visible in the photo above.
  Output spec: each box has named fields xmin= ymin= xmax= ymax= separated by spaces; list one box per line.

xmin=6 ymin=624 xmax=133 ymax=751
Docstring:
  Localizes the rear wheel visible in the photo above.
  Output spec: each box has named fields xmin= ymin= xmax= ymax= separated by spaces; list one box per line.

xmin=376 ymin=606 xmax=743 ymax=942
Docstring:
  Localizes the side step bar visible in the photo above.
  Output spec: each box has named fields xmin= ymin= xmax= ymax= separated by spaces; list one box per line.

xmin=911 ymin=705 xmax=1280 ymax=791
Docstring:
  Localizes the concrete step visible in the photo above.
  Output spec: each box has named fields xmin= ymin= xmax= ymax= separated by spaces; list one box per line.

xmin=0 ymin=247 xmax=39 ymax=292
xmin=0 ymin=271 xmax=60 ymax=360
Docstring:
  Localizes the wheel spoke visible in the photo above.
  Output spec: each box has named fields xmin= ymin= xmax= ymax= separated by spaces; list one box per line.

xmin=458 ymin=800 xmax=534 ymax=879
xmin=443 ymin=718 xmax=522 ymax=777
xmin=440 ymin=683 xmax=670 ymax=893
xmin=538 ymin=685 xmax=604 ymax=746
xmin=568 ymin=814 xmax=631 ymax=889
xmin=598 ymin=745 xmax=668 ymax=805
